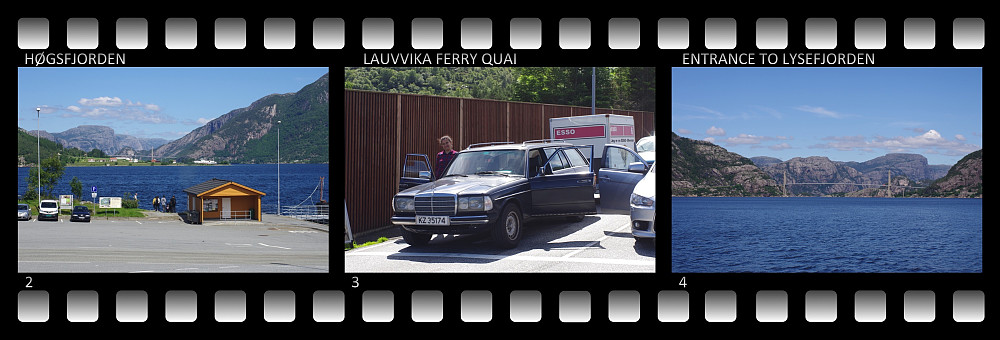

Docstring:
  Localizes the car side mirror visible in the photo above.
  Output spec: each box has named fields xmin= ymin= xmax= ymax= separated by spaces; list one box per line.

xmin=627 ymin=162 xmax=647 ymax=173
xmin=418 ymin=171 xmax=433 ymax=180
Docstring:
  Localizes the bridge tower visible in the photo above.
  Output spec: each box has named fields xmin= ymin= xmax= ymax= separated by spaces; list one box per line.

xmin=782 ymin=171 xmax=787 ymax=197
xmin=888 ymin=170 xmax=892 ymax=198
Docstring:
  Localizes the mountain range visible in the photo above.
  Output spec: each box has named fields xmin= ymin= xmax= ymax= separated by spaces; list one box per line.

xmin=27 ymin=125 xmax=169 ymax=156
xmin=752 ymin=153 xmax=952 ymax=197
xmin=18 ymin=72 xmax=330 ymax=165
xmin=672 ymin=132 xmax=982 ymax=198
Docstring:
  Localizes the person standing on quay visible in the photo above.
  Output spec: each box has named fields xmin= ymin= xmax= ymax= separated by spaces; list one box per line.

xmin=435 ymin=135 xmax=458 ymax=180
xmin=153 ymin=196 xmax=159 ymax=212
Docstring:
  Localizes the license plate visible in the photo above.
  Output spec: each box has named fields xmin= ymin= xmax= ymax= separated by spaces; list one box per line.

xmin=416 ymin=216 xmax=449 ymax=225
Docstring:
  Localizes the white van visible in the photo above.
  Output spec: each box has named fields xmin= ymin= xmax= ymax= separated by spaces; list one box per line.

xmin=38 ymin=199 xmax=60 ymax=221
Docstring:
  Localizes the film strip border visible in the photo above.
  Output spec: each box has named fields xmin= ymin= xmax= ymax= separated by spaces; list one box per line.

xmin=16 ymin=289 xmax=988 ymax=323
xmin=17 ymin=16 xmax=986 ymax=51
xmin=16 ymin=14 xmax=987 ymax=328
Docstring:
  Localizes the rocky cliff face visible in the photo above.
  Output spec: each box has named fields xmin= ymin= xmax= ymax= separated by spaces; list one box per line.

xmin=671 ymin=132 xmax=780 ymax=196
xmin=27 ymin=125 xmax=168 ymax=155
xmin=761 ymin=156 xmax=876 ymax=196
xmin=845 ymin=153 xmax=948 ymax=182
xmin=922 ymin=150 xmax=982 ymax=198
xmin=758 ymin=153 xmax=955 ymax=196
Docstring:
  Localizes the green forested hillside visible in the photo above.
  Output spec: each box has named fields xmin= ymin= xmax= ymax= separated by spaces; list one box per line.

xmin=344 ymin=67 xmax=656 ymax=112
xmin=17 ymin=129 xmax=86 ymax=166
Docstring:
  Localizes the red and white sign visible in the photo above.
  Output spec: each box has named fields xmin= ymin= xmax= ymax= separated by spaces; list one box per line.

xmin=553 ymin=125 xmax=605 ymax=139
xmin=610 ymin=125 xmax=633 ymax=136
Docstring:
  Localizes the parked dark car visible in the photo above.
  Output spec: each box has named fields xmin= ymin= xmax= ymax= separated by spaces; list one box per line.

xmin=392 ymin=140 xmax=597 ymax=248
xmin=18 ymin=204 xmax=32 ymax=221
xmin=70 ymin=206 xmax=91 ymax=222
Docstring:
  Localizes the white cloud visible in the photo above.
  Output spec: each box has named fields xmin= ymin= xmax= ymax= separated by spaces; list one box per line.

xmin=703 ymin=137 xmax=716 ymax=143
xmin=769 ymin=143 xmax=792 ymax=151
xmin=795 ymin=105 xmax=843 ymax=118
xmin=676 ymin=128 xmax=691 ymax=134
xmin=724 ymin=133 xmax=772 ymax=145
xmin=52 ymin=96 xmax=174 ymax=124
xmin=78 ymin=96 xmax=124 ymax=107
xmin=706 ymin=126 xmax=726 ymax=136
xmin=197 ymin=118 xmax=211 ymax=125
xmin=955 ymin=134 xmax=966 ymax=141
xmin=810 ymin=130 xmax=981 ymax=157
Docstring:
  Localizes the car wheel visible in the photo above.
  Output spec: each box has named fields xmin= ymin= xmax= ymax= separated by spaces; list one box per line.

xmin=491 ymin=204 xmax=522 ymax=249
xmin=401 ymin=227 xmax=432 ymax=246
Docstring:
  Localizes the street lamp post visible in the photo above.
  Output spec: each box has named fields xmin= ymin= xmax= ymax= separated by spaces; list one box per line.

xmin=277 ymin=120 xmax=281 ymax=216
xmin=36 ymin=107 xmax=41 ymax=201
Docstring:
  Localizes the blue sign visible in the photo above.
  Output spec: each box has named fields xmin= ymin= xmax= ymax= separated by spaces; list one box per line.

xmin=92 ymin=186 xmax=97 ymax=192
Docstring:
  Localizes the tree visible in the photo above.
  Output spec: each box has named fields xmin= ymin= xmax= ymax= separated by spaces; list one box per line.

xmin=25 ymin=155 xmax=66 ymax=200
xmin=70 ymin=176 xmax=83 ymax=199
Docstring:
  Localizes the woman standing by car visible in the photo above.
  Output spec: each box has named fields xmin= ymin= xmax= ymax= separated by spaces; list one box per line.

xmin=435 ymin=135 xmax=458 ymax=180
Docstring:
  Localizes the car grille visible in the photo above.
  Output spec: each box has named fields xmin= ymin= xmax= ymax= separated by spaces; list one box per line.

xmin=414 ymin=194 xmax=456 ymax=216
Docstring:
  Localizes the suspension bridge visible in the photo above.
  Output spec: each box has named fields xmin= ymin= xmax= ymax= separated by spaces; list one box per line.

xmin=781 ymin=170 xmax=926 ymax=197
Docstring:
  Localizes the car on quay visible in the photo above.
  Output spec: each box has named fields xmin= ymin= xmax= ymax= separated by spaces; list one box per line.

xmin=635 ymin=135 xmax=655 ymax=165
xmin=38 ymin=200 xmax=59 ymax=221
xmin=392 ymin=140 xmax=598 ymax=248
xmin=70 ymin=206 xmax=91 ymax=222
xmin=629 ymin=161 xmax=656 ymax=243
xmin=18 ymin=203 xmax=32 ymax=221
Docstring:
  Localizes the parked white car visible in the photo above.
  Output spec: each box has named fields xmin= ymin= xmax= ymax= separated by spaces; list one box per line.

xmin=629 ymin=162 xmax=655 ymax=242
xmin=635 ymin=135 xmax=655 ymax=165
xmin=38 ymin=200 xmax=60 ymax=221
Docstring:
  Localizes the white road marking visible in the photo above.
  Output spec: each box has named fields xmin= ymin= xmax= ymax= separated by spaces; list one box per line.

xmin=258 ymin=243 xmax=291 ymax=250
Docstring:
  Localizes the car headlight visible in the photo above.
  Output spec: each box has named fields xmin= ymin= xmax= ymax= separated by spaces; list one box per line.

xmin=393 ymin=197 xmax=415 ymax=212
xmin=630 ymin=193 xmax=655 ymax=207
xmin=458 ymin=196 xmax=493 ymax=211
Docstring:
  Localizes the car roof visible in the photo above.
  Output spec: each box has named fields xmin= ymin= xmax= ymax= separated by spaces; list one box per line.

xmin=464 ymin=140 xmax=575 ymax=152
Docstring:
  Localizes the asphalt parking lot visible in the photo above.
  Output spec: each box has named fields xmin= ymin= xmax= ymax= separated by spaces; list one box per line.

xmin=345 ymin=213 xmax=656 ymax=273
xmin=17 ymin=212 xmax=329 ymax=273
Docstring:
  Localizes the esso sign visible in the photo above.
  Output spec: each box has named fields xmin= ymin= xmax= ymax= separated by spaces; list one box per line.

xmin=556 ymin=128 xmax=575 ymax=136
xmin=552 ymin=125 xmax=605 ymax=139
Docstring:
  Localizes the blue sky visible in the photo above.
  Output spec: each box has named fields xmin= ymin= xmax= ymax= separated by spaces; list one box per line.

xmin=671 ymin=67 xmax=982 ymax=166
xmin=18 ymin=67 xmax=328 ymax=140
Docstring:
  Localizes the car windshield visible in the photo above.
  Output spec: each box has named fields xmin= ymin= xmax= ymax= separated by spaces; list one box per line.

xmin=41 ymin=202 xmax=57 ymax=208
xmin=636 ymin=137 xmax=655 ymax=152
xmin=444 ymin=150 xmax=525 ymax=177
xmin=18 ymin=204 xmax=28 ymax=210
xmin=74 ymin=206 xmax=89 ymax=212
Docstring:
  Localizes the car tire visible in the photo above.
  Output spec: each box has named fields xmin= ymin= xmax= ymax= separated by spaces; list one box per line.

xmin=401 ymin=227 xmax=432 ymax=246
xmin=491 ymin=204 xmax=522 ymax=249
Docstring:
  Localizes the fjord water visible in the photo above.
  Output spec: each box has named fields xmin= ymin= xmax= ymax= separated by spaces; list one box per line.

xmin=17 ymin=164 xmax=330 ymax=214
xmin=671 ymin=197 xmax=982 ymax=273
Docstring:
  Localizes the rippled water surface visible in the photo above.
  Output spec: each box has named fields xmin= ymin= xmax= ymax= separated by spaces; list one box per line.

xmin=671 ymin=197 xmax=982 ymax=273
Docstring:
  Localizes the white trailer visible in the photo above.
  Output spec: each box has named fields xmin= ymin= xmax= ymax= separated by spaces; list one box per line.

xmin=549 ymin=114 xmax=636 ymax=161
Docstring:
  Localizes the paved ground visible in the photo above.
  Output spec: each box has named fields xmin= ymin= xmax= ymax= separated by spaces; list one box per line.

xmin=17 ymin=210 xmax=329 ymax=273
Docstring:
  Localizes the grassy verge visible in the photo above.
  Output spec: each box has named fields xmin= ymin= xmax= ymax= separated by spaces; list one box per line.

xmin=345 ymin=237 xmax=389 ymax=251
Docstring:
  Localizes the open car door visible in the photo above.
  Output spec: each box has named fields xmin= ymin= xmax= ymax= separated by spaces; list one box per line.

xmin=529 ymin=145 xmax=597 ymax=216
xmin=399 ymin=154 xmax=434 ymax=192
xmin=597 ymin=145 xmax=648 ymax=214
